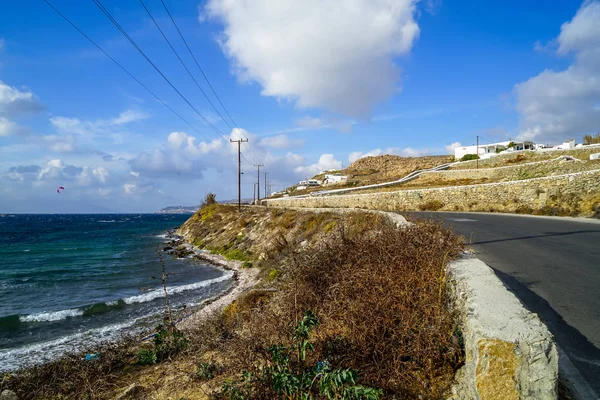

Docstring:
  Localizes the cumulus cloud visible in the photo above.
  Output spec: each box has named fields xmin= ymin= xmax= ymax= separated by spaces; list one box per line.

xmin=514 ymin=1 xmax=600 ymax=143
xmin=0 ymin=81 xmax=44 ymax=117
xmin=348 ymin=146 xmax=431 ymax=164
xmin=258 ymin=134 xmax=303 ymax=149
xmin=203 ymin=0 xmax=420 ymax=117
xmin=444 ymin=142 xmax=462 ymax=154
xmin=294 ymin=154 xmax=342 ymax=177
xmin=110 ymin=109 xmax=148 ymax=125
xmin=0 ymin=116 xmax=17 ymax=136
xmin=167 ymin=131 xmax=222 ymax=155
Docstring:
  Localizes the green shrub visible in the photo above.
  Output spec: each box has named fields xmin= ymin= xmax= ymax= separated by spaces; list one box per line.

xmin=268 ymin=269 xmax=281 ymax=281
xmin=223 ymin=249 xmax=250 ymax=261
xmin=195 ymin=361 xmax=220 ymax=381
xmin=460 ymin=154 xmax=479 ymax=161
xmin=136 ymin=348 xmax=157 ymax=365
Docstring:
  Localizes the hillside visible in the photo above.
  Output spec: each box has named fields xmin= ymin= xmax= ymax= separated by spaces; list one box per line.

xmin=279 ymin=154 xmax=452 ymax=197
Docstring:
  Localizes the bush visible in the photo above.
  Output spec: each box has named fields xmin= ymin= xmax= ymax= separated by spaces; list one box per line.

xmin=216 ymin=311 xmax=382 ymax=399
xmin=195 ymin=361 xmax=221 ymax=381
xmin=203 ymin=220 xmax=464 ymax=398
xmin=200 ymin=192 xmax=217 ymax=208
xmin=583 ymin=133 xmax=600 ymax=145
xmin=419 ymin=200 xmax=444 ymax=211
xmin=460 ymin=153 xmax=479 ymax=161
xmin=136 ymin=348 xmax=157 ymax=365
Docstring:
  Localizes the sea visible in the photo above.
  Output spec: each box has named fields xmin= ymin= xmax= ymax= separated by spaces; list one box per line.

xmin=0 ymin=214 xmax=232 ymax=371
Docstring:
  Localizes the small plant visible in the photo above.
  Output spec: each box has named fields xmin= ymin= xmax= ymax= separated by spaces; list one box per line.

xmin=218 ymin=310 xmax=382 ymax=399
xmin=195 ymin=361 xmax=220 ymax=381
xmin=268 ymin=269 xmax=282 ymax=281
xmin=460 ymin=154 xmax=479 ymax=161
xmin=200 ymin=192 xmax=217 ymax=208
xmin=136 ymin=348 xmax=157 ymax=365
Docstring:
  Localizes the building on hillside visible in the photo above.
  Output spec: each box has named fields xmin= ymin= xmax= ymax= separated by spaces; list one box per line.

xmin=454 ymin=140 xmax=535 ymax=160
xmin=298 ymin=179 xmax=321 ymax=187
xmin=552 ymin=139 xmax=575 ymax=150
xmin=323 ymin=174 xmax=348 ymax=185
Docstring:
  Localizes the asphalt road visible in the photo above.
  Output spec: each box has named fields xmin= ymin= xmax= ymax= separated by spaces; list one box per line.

xmin=406 ymin=211 xmax=600 ymax=397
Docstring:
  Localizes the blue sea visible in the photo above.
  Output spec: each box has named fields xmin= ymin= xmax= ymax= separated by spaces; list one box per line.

xmin=0 ymin=214 xmax=232 ymax=371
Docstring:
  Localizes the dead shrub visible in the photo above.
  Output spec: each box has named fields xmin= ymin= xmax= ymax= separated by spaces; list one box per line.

xmin=419 ymin=200 xmax=444 ymax=211
xmin=205 ymin=220 xmax=465 ymax=399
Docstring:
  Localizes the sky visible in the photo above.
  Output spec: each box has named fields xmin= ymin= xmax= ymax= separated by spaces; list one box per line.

xmin=1 ymin=0 xmax=598 ymax=213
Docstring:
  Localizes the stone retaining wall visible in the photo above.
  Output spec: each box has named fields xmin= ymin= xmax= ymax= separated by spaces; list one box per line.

xmin=453 ymin=145 xmax=600 ymax=170
xmin=265 ymin=170 xmax=600 ymax=216
xmin=448 ymin=256 xmax=558 ymax=400
xmin=409 ymin=157 xmax=598 ymax=186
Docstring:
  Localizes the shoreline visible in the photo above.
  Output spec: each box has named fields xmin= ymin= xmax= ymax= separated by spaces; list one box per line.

xmin=163 ymin=231 xmax=260 ymax=331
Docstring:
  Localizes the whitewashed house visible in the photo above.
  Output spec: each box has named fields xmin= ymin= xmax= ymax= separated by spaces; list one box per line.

xmin=323 ymin=174 xmax=348 ymax=186
xmin=455 ymin=140 xmax=534 ymax=160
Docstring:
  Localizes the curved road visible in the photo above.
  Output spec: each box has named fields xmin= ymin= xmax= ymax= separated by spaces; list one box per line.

xmin=406 ymin=212 xmax=600 ymax=397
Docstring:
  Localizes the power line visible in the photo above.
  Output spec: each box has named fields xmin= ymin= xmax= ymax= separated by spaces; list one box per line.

xmin=138 ymin=0 xmax=233 ymax=131
xmin=42 ymin=0 xmax=213 ymax=144
xmin=159 ymin=0 xmax=237 ymax=129
xmin=91 ymin=0 xmax=228 ymax=143
xmin=158 ymin=0 xmax=263 ymax=166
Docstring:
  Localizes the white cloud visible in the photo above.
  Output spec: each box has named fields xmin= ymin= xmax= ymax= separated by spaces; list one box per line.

xmin=203 ymin=0 xmax=420 ymax=117
xmin=296 ymin=117 xmax=325 ymax=129
xmin=50 ymin=108 xmax=149 ymax=138
xmin=167 ymin=131 xmax=222 ymax=155
xmin=0 ymin=116 xmax=17 ymax=136
xmin=0 ymin=81 xmax=44 ymax=117
xmin=348 ymin=146 xmax=431 ymax=164
xmin=294 ymin=154 xmax=342 ymax=177
xmin=514 ymin=1 xmax=600 ymax=144
xmin=258 ymin=134 xmax=303 ymax=149
xmin=444 ymin=142 xmax=462 ymax=154
xmin=110 ymin=109 xmax=148 ymax=125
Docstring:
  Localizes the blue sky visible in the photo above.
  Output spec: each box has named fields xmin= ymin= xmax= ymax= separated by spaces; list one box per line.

xmin=1 ymin=0 xmax=598 ymax=212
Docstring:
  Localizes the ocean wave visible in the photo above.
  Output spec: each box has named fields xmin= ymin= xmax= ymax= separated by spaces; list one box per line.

xmin=0 ymin=318 xmax=142 ymax=371
xmin=123 ymin=273 xmax=233 ymax=305
xmin=15 ymin=274 xmax=232 ymax=323
xmin=97 ymin=220 xmax=116 ymax=223
xmin=20 ymin=308 xmax=84 ymax=323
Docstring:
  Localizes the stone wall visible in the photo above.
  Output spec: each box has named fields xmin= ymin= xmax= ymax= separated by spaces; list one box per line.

xmin=408 ymin=157 xmax=599 ymax=186
xmin=447 ymin=256 xmax=558 ymax=400
xmin=265 ymin=169 xmax=600 ymax=217
xmin=452 ymin=145 xmax=600 ymax=170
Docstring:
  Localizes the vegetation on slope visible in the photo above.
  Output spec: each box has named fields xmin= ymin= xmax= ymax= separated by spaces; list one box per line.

xmin=2 ymin=205 xmax=465 ymax=399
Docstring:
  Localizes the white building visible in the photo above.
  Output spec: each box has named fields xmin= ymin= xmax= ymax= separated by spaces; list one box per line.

xmin=298 ymin=179 xmax=321 ymax=187
xmin=455 ymin=140 xmax=534 ymax=160
xmin=323 ymin=174 xmax=348 ymax=185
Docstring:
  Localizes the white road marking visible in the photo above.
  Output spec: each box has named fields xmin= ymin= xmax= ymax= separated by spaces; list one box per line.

xmin=450 ymin=218 xmax=477 ymax=222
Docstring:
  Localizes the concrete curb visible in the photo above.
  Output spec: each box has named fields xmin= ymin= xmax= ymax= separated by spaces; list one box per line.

xmin=447 ymin=254 xmax=558 ymax=400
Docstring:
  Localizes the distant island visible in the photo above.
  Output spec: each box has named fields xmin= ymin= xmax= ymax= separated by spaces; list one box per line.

xmin=156 ymin=205 xmax=198 ymax=214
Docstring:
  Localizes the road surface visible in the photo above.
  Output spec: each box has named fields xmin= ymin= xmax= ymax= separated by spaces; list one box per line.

xmin=406 ymin=211 xmax=600 ymax=397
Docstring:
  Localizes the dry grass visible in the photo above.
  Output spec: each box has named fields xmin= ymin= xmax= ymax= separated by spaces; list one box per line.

xmin=183 ymin=219 xmax=465 ymax=399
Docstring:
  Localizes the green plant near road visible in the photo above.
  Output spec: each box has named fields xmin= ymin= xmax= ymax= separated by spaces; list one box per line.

xmin=217 ymin=311 xmax=382 ymax=400
xmin=460 ymin=154 xmax=479 ymax=161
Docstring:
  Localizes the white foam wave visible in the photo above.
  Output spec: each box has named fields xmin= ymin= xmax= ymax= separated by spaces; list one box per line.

xmin=124 ymin=273 xmax=233 ymax=305
xmin=21 ymin=308 xmax=84 ymax=323
xmin=0 ymin=319 xmax=141 ymax=371
xmin=97 ymin=220 xmax=116 ymax=223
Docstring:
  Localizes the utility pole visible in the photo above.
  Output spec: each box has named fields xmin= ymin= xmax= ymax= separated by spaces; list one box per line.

xmin=230 ymin=138 xmax=248 ymax=210
xmin=476 ymin=135 xmax=479 ymax=170
xmin=254 ymin=164 xmax=264 ymax=203
xmin=263 ymin=172 xmax=268 ymax=199
xmin=253 ymin=182 xmax=256 ymax=205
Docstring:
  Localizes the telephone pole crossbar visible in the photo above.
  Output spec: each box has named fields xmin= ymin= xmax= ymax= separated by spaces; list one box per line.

xmin=230 ymin=139 xmax=248 ymax=210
